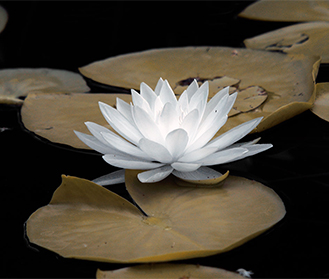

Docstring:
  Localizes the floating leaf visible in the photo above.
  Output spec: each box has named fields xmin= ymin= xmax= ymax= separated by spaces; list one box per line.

xmin=244 ymin=22 xmax=329 ymax=63
xmin=96 ymin=264 xmax=244 ymax=279
xmin=0 ymin=5 xmax=8 ymax=33
xmin=21 ymin=92 xmax=132 ymax=149
xmin=0 ymin=68 xmax=90 ymax=105
xmin=21 ymin=47 xmax=319 ymax=150
xmin=26 ymin=172 xmax=285 ymax=263
xmin=311 ymin=82 xmax=329 ymax=122
xmin=239 ymin=0 xmax=329 ymax=22
xmin=79 ymin=47 xmax=319 ymax=135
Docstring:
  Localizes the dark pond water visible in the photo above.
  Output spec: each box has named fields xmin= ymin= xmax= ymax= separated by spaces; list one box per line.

xmin=1 ymin=1 xmax=329 ymax=278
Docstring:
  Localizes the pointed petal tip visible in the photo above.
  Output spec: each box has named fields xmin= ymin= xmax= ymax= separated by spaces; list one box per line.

xmin=137 ymin=166 xmax=173 ymax=183
xmin=92 ymin=169 xmax=126 ymax=186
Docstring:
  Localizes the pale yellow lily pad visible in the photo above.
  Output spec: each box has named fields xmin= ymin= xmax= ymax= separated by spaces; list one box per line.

xmin=96 ymin=264 xmax=244 ymax=279
xmin=0 ymin=68 xmax=90 ymax=105
xmin=244 ymin=21 xmax=329 ymax=63
xmin=21 ymin=92 xmax=132 ymax=149
xmin=26 ymin=171 xmax=285 ymax=263
xmin=239 ymin=0 xmax=329 ymax=22
xmin=79 ymin=47 xmax=320 ymax=136
xmin=311 ymin=82 xmax=329 ymax=122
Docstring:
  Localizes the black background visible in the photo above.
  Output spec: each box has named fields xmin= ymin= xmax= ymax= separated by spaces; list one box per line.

xmin=1 ymin=1 xmax=329 ymax=278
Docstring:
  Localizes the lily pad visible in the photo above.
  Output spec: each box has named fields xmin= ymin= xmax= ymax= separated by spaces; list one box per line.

xmin=26 ymin=171 xmax=285 ymax=263
xmin=239 ymin=0 xmax=329 ymax=22
xmin=79 ymin=47 xmax=319 ymax=135
xmin=311 ymin=82 xmax=329 ymax=122
xmin=21 ymin=92 xmax=132 ymax=149
xmin=0 ymin=5 xmax=8 ymax=34
xmin=0 ymin=68 xmax=90 ymax=105
xmin=244 ymin=22 xmax=329 ymax=63
xmin=96 ymin=264 xmax=244 ymax=278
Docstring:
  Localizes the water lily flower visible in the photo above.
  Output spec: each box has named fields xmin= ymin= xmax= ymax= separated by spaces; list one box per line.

xmin=74 ymin=78 xmax=272 ymax=184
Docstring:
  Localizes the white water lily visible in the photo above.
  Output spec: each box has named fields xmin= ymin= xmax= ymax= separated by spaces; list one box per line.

xmin=75 ymin=78 xmax=272 ymax=184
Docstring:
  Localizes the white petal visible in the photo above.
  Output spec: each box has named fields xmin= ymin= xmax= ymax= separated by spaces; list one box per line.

xmin=178 ymin=79 xmax=199 ymax=110
xmin=180 ymin=109 xmax=200 ymax=141
xmin=139 ymin=138 xmax=173 ymax=163
xmin=116 ymin=97 xmax=134 ymax=123
xmin=99 ymin=101 xmax=143 ymax=145
xmin=132 ymin=105 xmax=165 ymax=145
xmin=103 ymin=154 xmax=165 ymax=170
xmin=171 ymin=162 xmax=201 ymax=172
xmin=74 ymin=130 xmax=122 ymax=155
xmin=154 ymin=77 xmax=164 ymax=95
xmin=185 ymin=115 xmax=228 ymax=153
xmin=92 ymin=169 xmax=125 ymax=186
xmin=197 ymin=93 xmax=230 ymax=136
xmin=188 ymin=81 xmax=209 ymax=114
xmin=203 ymin=86 xmax=229 ymax=120
xmin=177 ymin=88 xmax=189 ymax=112
xmin=165 ymin=128 xmax=189 ymax=160
xmin=137 ymin=165 xmax=173 ymax=183
xmin=185 ymin=79 xmax=199 ymax=101
xmin=200 ymin=147 xmax=248 ymax=166
xmin=84 ymin=121 xmax=112 ymax=145
xmin=159 ymin=80 xmax=177 ymax=108
xmin=224 ymin=144 xmax=273 ymax=163
xmin=207 ymin=117 xmax=263 ymax=151
xmin=140 ymin=82 xmax=157 ymax=109
xmin=101 ymin=131 xmax=152 ymax=160
xmin=158 ymin=102 xmax=180 ymax=137
xmin=179 ymin=146 xmax=218 ymax=163
xmin=131 ymin=89 xmax=153 ymax=116
xmin=228 ymin=137 xmax=261 ymax=148
xmin=173 ymin=166 xmax=223 ymax=181
xmin=153 ymin=96 xmax=164 ymax=120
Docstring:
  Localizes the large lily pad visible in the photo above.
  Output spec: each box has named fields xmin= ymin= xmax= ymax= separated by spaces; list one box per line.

xmin=0 ymin=68 xmax=90 ymax=105
xmin=79 ymin=47 xmax=319 ymax=135
xmin=21 ymin=92 xmax=131 ymax=149
xmin=239 ymin=0 xmax=329 ymax=22
xmin=26 ymin=172 xmax=285 ymax=263
xmin=311 ymin=82 xmax=329 ymax=122
xmin=96 ymin=264 xmax=244 ymax=279
xmin=244 ymin=22 xmax=329 ymax=63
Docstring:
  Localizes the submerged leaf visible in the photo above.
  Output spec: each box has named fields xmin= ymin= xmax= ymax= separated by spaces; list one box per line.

xmin=173 ymin=76 xmax=240 ymax=97
xmin=229 ymin=86 xmax=268 ymax=117
xmin=96 ymin=264 xmax=244 ymax=278
xmin=0 ymin=68 xmax=90 ymax=105
xmin=311 ymin=82 xmax=329 ymax=122
xmin=244 ymin=22 xmax=329 ymax=63
xmin=239 ymin=0 xmax=329 ymax=22
xmin=26 ymin=172 xmax=285 ymax=263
